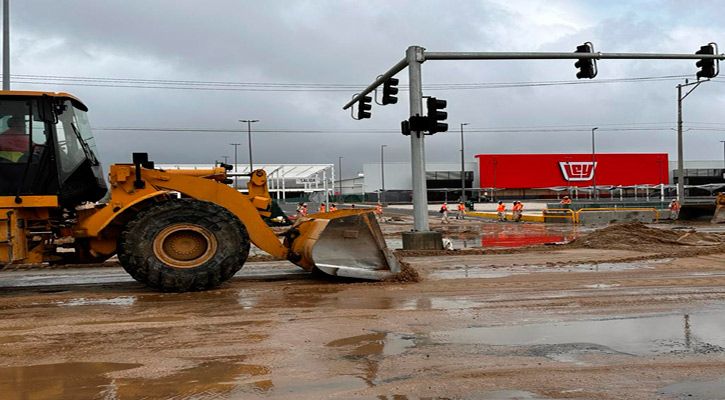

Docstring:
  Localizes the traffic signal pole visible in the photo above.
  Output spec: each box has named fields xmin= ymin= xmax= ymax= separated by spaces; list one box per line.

xmin=342 ymin=45 xmax=724 ymax=248
xmin=406 ymin=46 xmax=430 ymax=232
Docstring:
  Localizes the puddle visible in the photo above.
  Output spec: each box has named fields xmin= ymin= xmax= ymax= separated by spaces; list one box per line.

xmin=658 ymin=378 xmax=725 ymax=399
xmin=462 ymin=391 xmax=545 ymax=399
xmin=0 ymin=335 xmax=23 ymax=344
xmin=74 ymin=316 xmax=187 ymax=325
xmin=0 ymin=362 xmax=141 ymax=400
xmin=327 ymin=331 xmax=417 ymax=389
xmin=53 ymin=297 xmax=136 ymax=307
xmin=432 ymin=310 xmax=725 ymax=358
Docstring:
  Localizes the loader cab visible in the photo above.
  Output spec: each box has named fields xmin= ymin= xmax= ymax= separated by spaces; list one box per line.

xmin=0 ymin=92 xmax=107 ymax=206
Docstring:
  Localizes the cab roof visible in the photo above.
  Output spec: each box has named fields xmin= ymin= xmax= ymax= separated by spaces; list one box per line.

xmin=0 ymin=90 xmax=88 ymax=111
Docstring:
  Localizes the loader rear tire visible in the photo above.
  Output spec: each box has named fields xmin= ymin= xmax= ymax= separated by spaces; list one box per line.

xmin=118 ymin=199 xmax=250 ymax=292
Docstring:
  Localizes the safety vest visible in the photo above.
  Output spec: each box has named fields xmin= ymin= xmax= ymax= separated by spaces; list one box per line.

xmin=671 ymin=202 xmax=680 ymax=211
xmin=458 ymin=203 xmax=465 ymax=211
xmin=562 ymin=198 xmax=571 ymax=205
xmin=375 ymin=205 xmax=382 ymax=214
xmin=320 ymin=205 xmax=326 ymax=213
xmin=330 ymin=205 xmax=337 ymax=211
xmin=497 ymin=204 xmax=505 ymax=212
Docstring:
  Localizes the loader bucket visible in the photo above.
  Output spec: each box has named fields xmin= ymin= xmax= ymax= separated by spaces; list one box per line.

xmin=286 ymin=210 xmax=399 ymax=280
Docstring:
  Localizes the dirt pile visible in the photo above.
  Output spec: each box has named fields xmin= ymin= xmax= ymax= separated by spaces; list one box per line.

xmin=569 ymin=221 xmax=725 ymax=252
xmin=382 ymin=261 xmax=421 ymax=283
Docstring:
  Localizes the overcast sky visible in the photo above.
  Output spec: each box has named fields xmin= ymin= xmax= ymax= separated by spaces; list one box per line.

xmin=7 ymin=1 xmax=725 ymax=178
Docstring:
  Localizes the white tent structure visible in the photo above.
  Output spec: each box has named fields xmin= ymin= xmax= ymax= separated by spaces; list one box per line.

xmin=156 ymin=164 xmax=335 ymax=203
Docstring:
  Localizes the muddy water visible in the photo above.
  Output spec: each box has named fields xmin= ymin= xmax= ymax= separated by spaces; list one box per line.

xmin=432 ymin=310 xmax=725 ymax=358
xmin=387 ymin=223 xmax=583 ymax=250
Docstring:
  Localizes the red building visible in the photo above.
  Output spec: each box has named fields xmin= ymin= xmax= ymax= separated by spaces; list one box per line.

xmin=476 ymin=153 xmax=669 ymax=190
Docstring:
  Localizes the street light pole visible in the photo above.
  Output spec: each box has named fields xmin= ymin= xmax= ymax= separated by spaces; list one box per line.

xmin=239 ymin=119 xmax=259 ymax=172
xmin=230 ymin=143 xmax=241 ymax=189
xmin=591 ymin=127 xmax=599 ymax=200
xmin=221 ymin=155 xmax=229 ymax=164
xmin=2 ymin=0 xmax=8 ymax=91
xmin=380 ymin=144 xmax=387 ymax=204
xmin=676 ymin=79 xmax=707 ymax=203
xmin=338 ymin=156 xmax=343 ymax=201
xmin=720 ymin=140 xmax=725 ymax=169
xmin=460 ymin=123 xmax=469 ymax=203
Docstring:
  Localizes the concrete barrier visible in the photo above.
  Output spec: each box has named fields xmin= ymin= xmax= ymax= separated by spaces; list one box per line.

xmin=576 ymin=209 xmax=657 ymax=225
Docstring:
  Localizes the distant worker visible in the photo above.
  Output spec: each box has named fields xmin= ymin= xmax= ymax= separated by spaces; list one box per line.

xmin=669 ymin=199 xmax=681 ymax=220
xmin=440 ymin=202 xmax=450 ymax=224
xmin=330 ymin=204 xmax=338 ymax=212
xmin=375 ymin=204 xmax=384 ymax=222
xmin=560 ymin=196 xmax=572 ymax=206
xmin=513 ymin=201 xmax=524 ymax=222
xmin=296 ymin=202 xmax=307 ymax=219
xmin=320 ymin=202 xmax=326 ymax=213
xmin=456 ymin=201 xmax=465 ymax=220
xmin=497 ymin=201 xmax=506 ymax=221
xmin=350 ymin=204 xmax=356 ymax=209
xmin=0 ymin=116 xmax=29 ymax=162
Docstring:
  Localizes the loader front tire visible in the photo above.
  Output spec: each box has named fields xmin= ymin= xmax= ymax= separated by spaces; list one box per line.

xmin=118 ymin=199 xmax=250 ymax=292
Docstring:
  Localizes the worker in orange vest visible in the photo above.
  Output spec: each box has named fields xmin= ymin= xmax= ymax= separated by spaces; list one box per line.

xmin=560 ymin=196 xmax=572 ymax=206
xmin=440 ymin=202 xmax=450 ymax=224
xmin=330 ymin=204 xmax=338 ymax=211
xmin=513 ymin=201 xmax=524 ymax=222
xmin=496 ymin=201 xmax=506 ymax=221
xmin=669 ymin=199 xmax=680 ymax=220
xmin=320 ymin=203 xmax=326 ymax=213
xmin=456 ymin=201 xmax=465 ymax=220
xmin=375 ymin=204 xmax=384 ymax=222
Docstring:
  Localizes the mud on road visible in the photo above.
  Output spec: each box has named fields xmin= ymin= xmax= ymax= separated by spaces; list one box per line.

xmin=2 ymin=222 xmax=725 ymax=399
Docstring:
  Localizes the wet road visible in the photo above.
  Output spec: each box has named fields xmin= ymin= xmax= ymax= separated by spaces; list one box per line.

xmin=2 ymin=247 xmax=725 ymax=399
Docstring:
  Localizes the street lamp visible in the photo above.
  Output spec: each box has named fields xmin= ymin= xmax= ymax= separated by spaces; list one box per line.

xmin=720 ymin=140 xmax=725 ymax=169
xmin=591 ymin=127 xmax=599 ymax=200
xmin=239 ymin=119 xmax=259 ymax=172
xmin=380 ymin=145 xmax=387 ymax=204
xmin=338 ymin=156 xmax=343 ymax=201
xmin=229 ymin=143 xmax=241 ymax=189
xmin=460 ymin=123 xmax=469 ymax=203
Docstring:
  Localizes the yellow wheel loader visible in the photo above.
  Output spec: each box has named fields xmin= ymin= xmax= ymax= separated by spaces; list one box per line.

xmin=0 ymin=91 xmax=398 ymax=291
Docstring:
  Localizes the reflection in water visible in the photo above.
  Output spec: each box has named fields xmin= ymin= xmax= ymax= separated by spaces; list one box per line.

xmin=0 ymin=362 xmax=141 ymax=400
xmin=480 ymin=224 xmax=577 ymax=247
xmin=327 ymin=331 xmax=415 ymax=394
xmin=433 ymin=310 xmax=725 ymax=357
xmin=0 ymin=358 xmax=273 ymax=400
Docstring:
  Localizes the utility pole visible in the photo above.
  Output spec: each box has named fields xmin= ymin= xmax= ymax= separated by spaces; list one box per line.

xmin=221 ymin=155 xmax=229 ymax=164
xmin=676 ymin=79 xmax=707 ymax=203
xmin=230 ymin=143 xmax=241 ymax=189
xmin=380 ymin=144 xmax=387 ymax=204
xmin=239 ymin=119 xmax=259 ymax=172
xmin=460 ymin=122 xmax=469 ymax=203
xmin=3 ymin=0 xmax=9 ymax=90
xmin=591 ymin=127 xmax=599 ymax=200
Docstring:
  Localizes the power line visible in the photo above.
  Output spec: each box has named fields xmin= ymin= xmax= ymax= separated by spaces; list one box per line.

xmin=5 ymin=73 xmax=696 ymax=92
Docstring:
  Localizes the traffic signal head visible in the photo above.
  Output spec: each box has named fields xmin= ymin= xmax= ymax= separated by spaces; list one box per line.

xmin=382 ymin=77 xmax=399 ymax=105
xmin=357 ymin=95 xmax=372 ymax=119
xmin=426 ymin=97 xmax=448 ymax=134
xmin=696 ymin=43 xmax=719 ymax=79
xmin=574 ymin=42 xmax=598 ymax=79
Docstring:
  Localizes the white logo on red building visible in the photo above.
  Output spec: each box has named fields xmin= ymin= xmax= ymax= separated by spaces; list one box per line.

xmin=559 ymin=161 xmax=596 ymax=181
